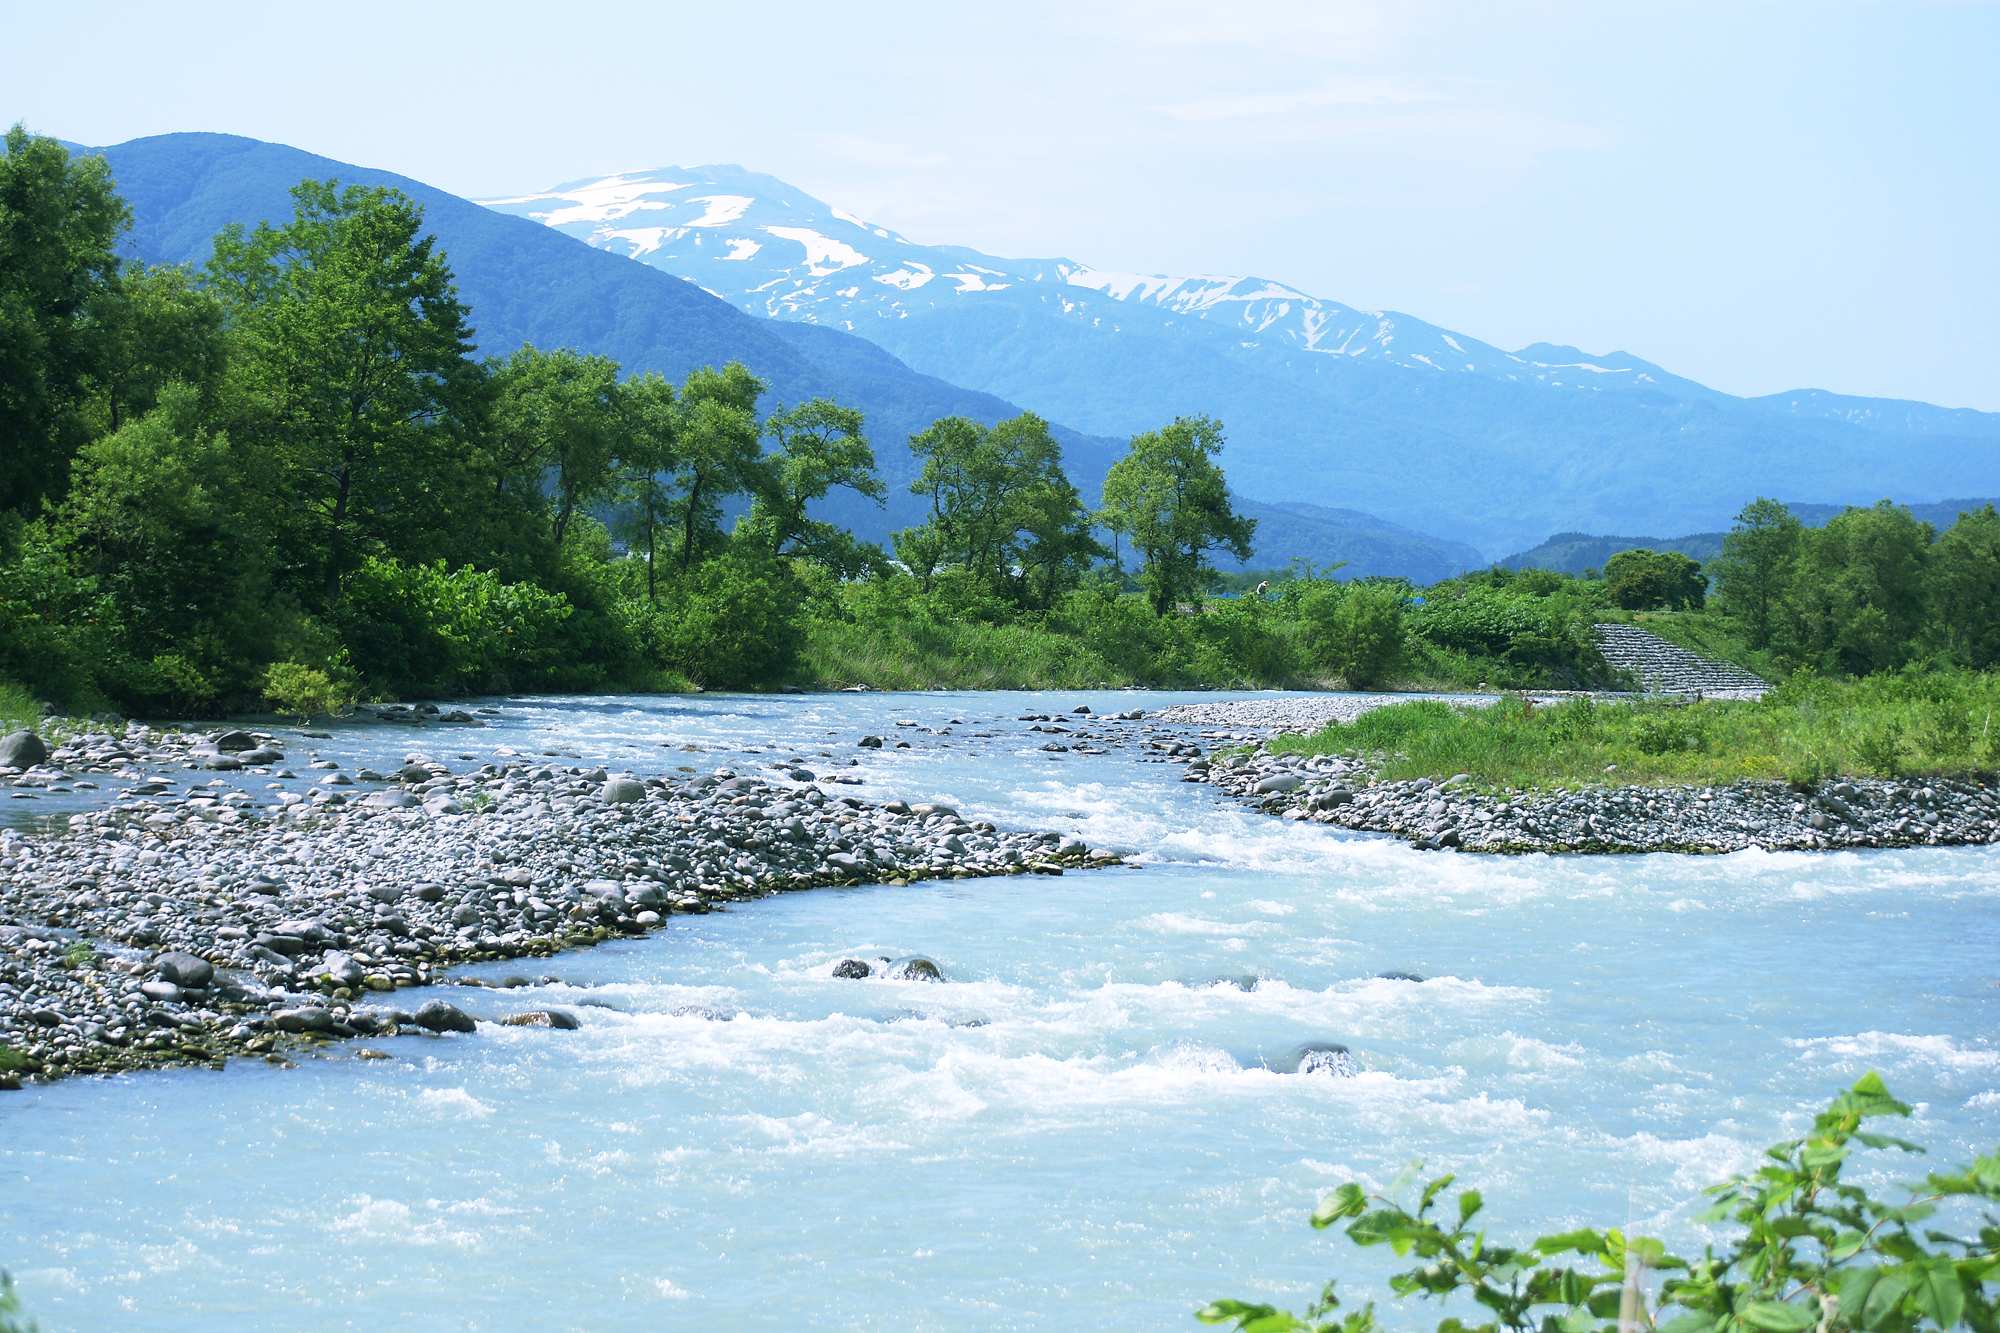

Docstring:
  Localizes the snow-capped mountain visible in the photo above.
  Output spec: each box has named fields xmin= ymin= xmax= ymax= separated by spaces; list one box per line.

xmin=480 ymin=165 xmax=1998 ymax=553
xmin=478 ymin=166 xmax=1708 ymax=401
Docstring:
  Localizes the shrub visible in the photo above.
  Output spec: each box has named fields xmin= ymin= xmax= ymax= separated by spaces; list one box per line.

xmin=1202 ymin=1073 xmax=2000 ymax=1333
xmin=1298 ymin=583 xmax=1404 ymax=687
xmin=629 ymin=556 xmax=807 ymax=688
xmin=261 ymin=660 xmax=356 ymax=722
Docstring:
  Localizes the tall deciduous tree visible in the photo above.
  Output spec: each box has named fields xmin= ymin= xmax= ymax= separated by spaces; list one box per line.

xmin=893 ymin=412 xmax=1096 ymax=602
xmin=0 ymin=125 xmax=130 ymax=517
xmin=1927 ymin=504 xmax=2000 ymax=669
xmin=1713 ymin=497 xmax=1802 ymax=647
xmin=207 ymin=179 xmax=485 ymax=605
xmin=490 ymin=344 xmax=621 ymax=548
xmin=1775 ymin=500 xmax=1933 ymax=675
xmin=615 ymin=370 xmax=679 ymax=602
xmin=743 ymin=397 xmax=885 ymax=576
xmin=1098 ymin=414 xmax=1255 ymax=616
xmin=668 ymin=362 xmax=765 ymax=571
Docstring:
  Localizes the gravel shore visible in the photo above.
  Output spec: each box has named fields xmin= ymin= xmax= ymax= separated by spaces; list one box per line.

xmin=0 ymin=719 xmax=1124 ymax=1088
xmin=1150 ymin=699 xmax=2000 ymax=854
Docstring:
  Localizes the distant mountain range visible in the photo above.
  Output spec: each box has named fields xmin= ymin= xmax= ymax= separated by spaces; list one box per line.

xmin=55 ymin=133 xmax=2000 ymax=579
xmin=1500 ymin=498 xmax=2000 ymax=575
xmin=481 ymin=165 xmax=2000 ymax=555
xmin=58 ymin=132 xmax=1481 ymax=582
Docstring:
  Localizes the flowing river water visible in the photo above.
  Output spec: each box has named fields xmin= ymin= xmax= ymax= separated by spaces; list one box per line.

xmin=4 ymin=690 xmax=1997 ymax=1330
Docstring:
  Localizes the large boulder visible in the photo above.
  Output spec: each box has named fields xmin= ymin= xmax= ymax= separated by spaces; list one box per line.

xmin=501 ymin=1009 xmax=579 ymax=1030
xmin=0 ymin=731 xmax=49 ymax=769
xmin=414 ymin=1000 xmax=477 ymax=1033
xmin=212 ymin=729 xmax=260 ymax=752
xmin=600 ymin=777 xmax=645 ymax=804
xmin=1254 ymin=774 xmax=1302 ymax=793
xmin=152 ymin=951 xmax=214 ymax=989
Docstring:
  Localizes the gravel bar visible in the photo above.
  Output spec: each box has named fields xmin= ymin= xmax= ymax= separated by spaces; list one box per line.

xmin=1178 ymin=743 xmax=2000 ymax=855
xmin=0 ymin=721 xmax=1125 ymax=1089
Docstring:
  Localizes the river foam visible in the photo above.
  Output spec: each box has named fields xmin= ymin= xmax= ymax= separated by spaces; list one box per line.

xmin=4 ymin=688 xmax=1997 ymax=1329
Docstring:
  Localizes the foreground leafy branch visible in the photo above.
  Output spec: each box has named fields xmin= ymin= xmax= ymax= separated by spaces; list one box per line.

xmin=1201 ymin=1075 xmax=2000 ymax=1333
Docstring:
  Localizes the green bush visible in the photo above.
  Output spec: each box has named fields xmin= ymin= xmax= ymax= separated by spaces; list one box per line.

xmin=627 ymin=555 xmax=807 ymax=688
xmin=1201 ymin=1073 xmax=2000 ymax=1333
xmin=336 ymin=557 xmax=575 ymax=696
xmin=1298 ymin=583 xmax=1404 ymax=687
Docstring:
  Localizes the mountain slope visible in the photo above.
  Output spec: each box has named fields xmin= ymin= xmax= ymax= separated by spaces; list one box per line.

xmin=482 ymin=166 xmax=2000 ymax=555
xmin=64 ymin=133 xmax=1484 ymax=580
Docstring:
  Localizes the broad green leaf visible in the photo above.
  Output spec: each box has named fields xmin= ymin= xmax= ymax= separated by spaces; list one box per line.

xmin=1829 ymin=1230 xmax=1868 ymax=1261
xmin=1538 ymin=1230 xmax=1609 ymax=1257
xmin=1421 ymin=1174 xmax=1459 ymax=1213
xmin=1657 ymin=1311 xmax=1718 ymax=1333
xmin=1312 ymin=1183 xmax=1368 ymax=1230
xmin=1739 ymin=1302 xmax=1817 ymax=1332
xmin=1387 ymin=1158 xmax=1427 ymax=1198
xmin=1459 ymin=1190 xmax=1485 ymax=1225
xmin=1861 ymin=1267 xmax=1910 ymax=1328
xmin=1910 ymin=1260 xmax=1965 ymax=1330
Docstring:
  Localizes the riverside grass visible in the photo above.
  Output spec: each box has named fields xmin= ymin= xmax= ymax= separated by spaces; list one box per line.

xmin=1267 ymin=670 xmax=2000 ymax=790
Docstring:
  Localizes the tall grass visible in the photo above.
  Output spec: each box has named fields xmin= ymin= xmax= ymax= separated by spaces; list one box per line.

xmin=0 ymin=678 xmax=38 ymax=734
xmin=1269 ymin=670 xmax=2000 ymax=789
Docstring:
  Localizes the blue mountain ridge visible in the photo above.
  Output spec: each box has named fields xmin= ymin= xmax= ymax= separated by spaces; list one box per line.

xmin=62 ymin=132 xmax=1481 ymax=580
xmin=480 ymin=165 xmax=2000 ymax=556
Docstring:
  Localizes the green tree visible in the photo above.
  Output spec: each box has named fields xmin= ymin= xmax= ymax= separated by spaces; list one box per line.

xmin=206 ymin=179 xmax=487 ymax=605
xmin=52 ymin=381 xmax=275 ymax=706
xmin=490 ymin=344 xmax=620 ymax=547
xmin=667 ymin=362 xmax=765 ymax=571
xmin=1604 ymin=548 xmax=1706 ymax=611
xmin=1098 ymin=414 xmax=1255 ymax=616
xmin=614 ymin=370 xmax=680 ymax=602
xmin=1928 ymin=504 xmax=2000 ymax=669
xmin=744 ymin=397 xmax=886 ymax=576
xmin=1775 ymin=501 xmax=1933 ymax=676
xmin=1714 ymin=497 xmax=1803 ymax=647
xmin=84 ymin=262 xmax=229 ymax=434
xmin=892 ymin=412 xmax=1097 ymax=603
xmin=0 ymin=125 xmax=131 ymax=517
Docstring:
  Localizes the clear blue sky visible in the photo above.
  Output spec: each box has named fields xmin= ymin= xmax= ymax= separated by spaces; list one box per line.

xmin=10 ymin=1 xmax=1996 ymax=410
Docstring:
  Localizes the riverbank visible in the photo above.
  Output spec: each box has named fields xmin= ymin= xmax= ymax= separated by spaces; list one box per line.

xmin=1154 ymin=698 xmax=2000 ymax=854
xmin=0 ymin=720 xmax=1121 ymax=1087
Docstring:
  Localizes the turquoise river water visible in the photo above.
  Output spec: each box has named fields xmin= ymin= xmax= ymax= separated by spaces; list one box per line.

xmin=3 ymin=690 xmax=1997 ymax=1331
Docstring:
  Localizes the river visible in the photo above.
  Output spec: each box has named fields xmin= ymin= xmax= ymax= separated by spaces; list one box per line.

xmin=4 ymin=689 xmax=1997 ymax=1330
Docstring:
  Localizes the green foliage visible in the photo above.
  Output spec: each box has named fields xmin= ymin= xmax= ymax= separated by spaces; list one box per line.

xmin=667 ymin=362 xmax=765 ymax=571
xmin=335 ymin=556 xmax=575 ymax=696
xmin=260 ymin=659 xmax=356 ymax=723
xmin=1203 ymin=1075 xmax=2000 ymax=1333
xmin=1775 ymin=502 xmax=1935 ymax=677
xmin=624 ymin=555 xmax=806 ymax=688
xmin=1269 ymin=670 xmax=2000 ymax=788
xmin=490 ymin=344 xmax=621 ymax=547
xmin=1928 ymin=506 xmax=2000 ymax=670
xmin=1605 ymin=547 xmax=1707 ymax=611
xmin=894 ymin=412 xmax=1102 ymax=609
xmin=1713 ymin=498 xmax=1804 ymax=648
xmin=1297 ymin=583 xmax=1405 ymax=687
xmin=0 ymin=1268 xmax=36 ymax=1333
xmin=1406 ymin=588 xmax=1608 ymax=687
xmin=1099 ymin=414 xmax=1256 ymax=616
xmin=0 ymin=124 xmax=131 ymax=517
xmin=1632 ymin=711 xmax=1707 ymax=755
xmin=744 ymin=397 xmax=886 ymax=574
xmin=206 ymin=178 xmax=487 ymax=605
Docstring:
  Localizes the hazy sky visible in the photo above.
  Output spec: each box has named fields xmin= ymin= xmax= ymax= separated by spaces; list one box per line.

xmin=10 ymin=1 xmax=1996 ymax=409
